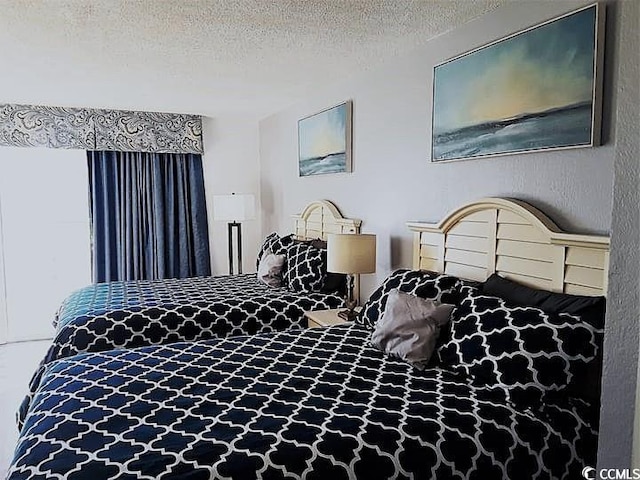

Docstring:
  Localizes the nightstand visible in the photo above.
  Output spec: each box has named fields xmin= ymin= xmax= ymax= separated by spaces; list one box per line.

xmin=305 ymin=309 xmax=350 ymax=328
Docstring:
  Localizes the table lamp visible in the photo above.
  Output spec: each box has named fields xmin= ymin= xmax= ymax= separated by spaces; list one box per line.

xmin=327 ymin=233 xmax=376 ymax=320
xmin=213 ymin=193 xmax=255 ymax=274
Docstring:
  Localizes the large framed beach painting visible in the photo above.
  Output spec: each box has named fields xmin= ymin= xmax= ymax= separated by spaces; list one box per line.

xmin=298 ymin=101 xmax=352 ymax=176
xmin=432 ymin=3 xmax=604 ymax=162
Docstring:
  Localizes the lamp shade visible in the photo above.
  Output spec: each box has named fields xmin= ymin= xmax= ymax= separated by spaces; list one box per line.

xmin=327 ymin=234 xmax=376 ymax=274
xmin=212 ymin=194 xmax=255 ymax=222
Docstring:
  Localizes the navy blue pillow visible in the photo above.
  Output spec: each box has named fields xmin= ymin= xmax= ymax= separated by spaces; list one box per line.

xmin=307 ymin=239 xmax=347 ymax=295
xmin=285 ymin=243 xmax=326 ymax=293
xmin=256 ymin=233 xmax=296 ymax=270
xmin=482 ymin=274 xmax=605 ymax=328
xmin=481 ymin=273 xmax=606 ymax=405
xmin=437 ymin=289 xmax=602 ymax=408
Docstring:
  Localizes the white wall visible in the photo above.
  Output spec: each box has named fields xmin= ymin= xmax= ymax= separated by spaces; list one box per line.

xmin=260 ymin=1 xmax=617 ymax=301
xmin=0 ymin=147 xmax=91 ymax=342
xmin=202 ymin=115 xmax=262 ymax=275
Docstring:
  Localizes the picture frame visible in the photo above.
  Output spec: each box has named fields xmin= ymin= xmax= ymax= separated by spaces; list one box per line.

xmin=431 ymin=3 xmax=605 ymax=163
xmin=298 ymin=101 xmax=352 ymax=177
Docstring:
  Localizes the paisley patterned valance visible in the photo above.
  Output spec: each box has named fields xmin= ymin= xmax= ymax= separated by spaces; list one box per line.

xmin=0 ymin=103 xmax=203 ymax=154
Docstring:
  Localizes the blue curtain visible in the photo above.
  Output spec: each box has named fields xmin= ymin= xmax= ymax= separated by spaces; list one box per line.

xmin=87 ymin=150 xmax=211 ymax=283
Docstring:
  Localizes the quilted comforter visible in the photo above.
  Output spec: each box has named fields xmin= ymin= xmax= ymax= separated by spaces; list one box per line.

xmin=10 ymin=323 xmax=597 ymax=479
xmin=19 ymin=274 xmax=343 ymax=428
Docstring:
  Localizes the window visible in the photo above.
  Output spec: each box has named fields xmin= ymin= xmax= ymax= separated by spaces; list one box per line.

xmin=0 ymin=148 xmax=90 ymax=342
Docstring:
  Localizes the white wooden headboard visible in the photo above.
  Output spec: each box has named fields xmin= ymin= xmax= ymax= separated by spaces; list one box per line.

xmin=407 ymin=198 xmax=610 ymax=297
xmin=293 ymin=200 xmax=361 ymax=240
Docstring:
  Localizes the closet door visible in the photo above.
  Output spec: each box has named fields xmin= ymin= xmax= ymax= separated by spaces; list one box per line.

xmin=0 ymin=148 xmax=91 ymax=342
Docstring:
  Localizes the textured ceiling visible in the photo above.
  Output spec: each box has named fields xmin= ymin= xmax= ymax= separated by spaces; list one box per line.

xmin=0 ymin=0 xmax=506 ymax=117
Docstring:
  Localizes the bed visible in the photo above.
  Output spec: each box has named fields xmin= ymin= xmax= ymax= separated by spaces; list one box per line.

xmin=8 ymin=197 xmax=609 ymax=479
xmin=52 ymin=198 xmax=360 ymax=338
xmin=17 ymin=199 xmax=360 ymax=427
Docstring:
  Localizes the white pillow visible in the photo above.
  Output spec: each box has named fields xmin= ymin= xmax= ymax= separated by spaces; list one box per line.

xmin=370 ymin=289 xmax=454 ymax=370
xmin=257 ymin=250 xmax=286 ymax=287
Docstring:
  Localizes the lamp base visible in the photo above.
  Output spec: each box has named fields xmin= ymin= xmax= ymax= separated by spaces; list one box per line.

xmin=227 ymin=222 xmax=243 ymax=275
xmin=338 ymin=308 xmax=359 ymax=321
xmin=339 ymin=274 xmax=358 ymax=321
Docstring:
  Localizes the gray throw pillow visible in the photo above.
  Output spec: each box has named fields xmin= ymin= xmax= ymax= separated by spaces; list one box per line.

xmin=257 ymin=250 xmax=286 ymax=288
xmin=370 ymin=289 xmax=455 ymax=370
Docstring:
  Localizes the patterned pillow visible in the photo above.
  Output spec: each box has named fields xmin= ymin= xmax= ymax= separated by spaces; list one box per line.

xmin=358 ymin=269 xmax=461 ymax=330
xmin=437 ymin=290 xmax=602 ymax=407
xmin=256 ymin=233 xmax=295 ymax=269
xmin=285 ymin=243 xmax=326 ymax=293
xmin=307 ymin=239 xmax=347 ymax=295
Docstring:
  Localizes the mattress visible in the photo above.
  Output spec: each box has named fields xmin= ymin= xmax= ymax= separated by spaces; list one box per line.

xmin=9 ymin=323 xmax=597 ymax=479
xmin=19 ymin=273 xmax=343 ymax=428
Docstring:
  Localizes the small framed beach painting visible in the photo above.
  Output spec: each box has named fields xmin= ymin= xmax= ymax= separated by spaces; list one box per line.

xmin=431 ymin=3 xmax=604 ymax=162
xmin=298 ymin=101 xmax=352 ymax=176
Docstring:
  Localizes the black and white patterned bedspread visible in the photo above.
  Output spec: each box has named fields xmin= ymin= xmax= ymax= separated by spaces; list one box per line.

xmin=10 ymin=324 xmax=597 ymax=479
xmin=53 ymin=274 xmax=343 ymax=334
xmin=19 ymin=274 xmax=343 ymax=428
